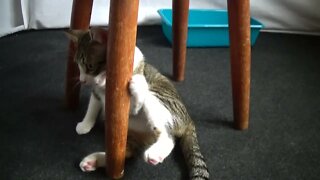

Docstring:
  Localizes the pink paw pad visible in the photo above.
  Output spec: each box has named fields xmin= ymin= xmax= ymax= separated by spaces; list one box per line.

xmin=81 ymin=160 xmax=97 ymax=172
xmin=148 ymin=157 xmax=163 ymax=165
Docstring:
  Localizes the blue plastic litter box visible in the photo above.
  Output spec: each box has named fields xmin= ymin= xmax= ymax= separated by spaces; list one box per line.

xmin=158 ymin=9 xmax=264 ymax=47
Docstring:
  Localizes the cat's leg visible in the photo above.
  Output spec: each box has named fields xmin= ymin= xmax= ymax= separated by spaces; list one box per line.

xmin=143 ymin=130 xmax=175 ymax=165
xmin=79 ymin=152 xmax=105 ymax=172
xmin=129 ymin=74 xmax=149 ymax=115
xmin=76 ymin=93 xmax=101 ymax=134
xmin=141 ymin=92 xmax=175 ymax=165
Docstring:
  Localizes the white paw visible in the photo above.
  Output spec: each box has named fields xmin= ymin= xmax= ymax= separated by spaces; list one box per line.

xmin=80 ymin=157 xmax=98 ymax=172
xmin=129 ymin=75 xmax=148 ymax=114
xmin=94 ymin=71 xmax=106 ymax=88
xmin=76 ymin=121 xmax=94 ymax=135
xmin=143 ymin=142 xmax=175 ymax=166
xmin=130 ymin=74 xmax=148 ymax=98
xmin=79 ymin=152 xmax=105 ymax=172
xmin=144 ymin=146 xmax=165 ymax=165
xmin=143 ymin=134 xmax=175 ymax=165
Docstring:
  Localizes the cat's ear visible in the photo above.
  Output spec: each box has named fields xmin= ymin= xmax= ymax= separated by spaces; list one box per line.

xmin=65 ymin=29 xmax=88 ymax=43
xmin=90 ymin=27 xmax=108 ymax=45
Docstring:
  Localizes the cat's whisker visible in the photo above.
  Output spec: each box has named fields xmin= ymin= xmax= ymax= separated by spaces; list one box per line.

xmin=71 ymin=77 xmax=80 ymax=81
xmin=72 ymin=81 xmax=82 ymax=90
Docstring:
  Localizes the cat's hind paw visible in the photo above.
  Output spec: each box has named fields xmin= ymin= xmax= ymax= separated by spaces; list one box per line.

xmin=143 ymin=135 xmax=175 ymax=166
xmin=143 ymin=148 xmax=165 ymax=165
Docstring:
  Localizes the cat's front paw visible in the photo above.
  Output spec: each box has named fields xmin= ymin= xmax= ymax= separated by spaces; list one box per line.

xmin=129 ymin=74 xmax=148 ymax=98
xmin=129 ymin=74 xmax=148 ymax=115
xmin=94 ymin=71 xmax=106 ymax=88
xmin=79 ymin=152 xmax=105 ymax=172
xmin=80 ymin=159 xmax=97 ymax=172
xmin=76 ymin=121 xmax=94 ymax=135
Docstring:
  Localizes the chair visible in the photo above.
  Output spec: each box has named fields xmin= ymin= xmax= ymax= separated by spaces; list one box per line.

xmin=65 ymin=0 xmax=251 ymax=179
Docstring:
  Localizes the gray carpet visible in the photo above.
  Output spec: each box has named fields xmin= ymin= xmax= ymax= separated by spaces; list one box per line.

xmin=0 ymin=26 xmax=319 ymax=180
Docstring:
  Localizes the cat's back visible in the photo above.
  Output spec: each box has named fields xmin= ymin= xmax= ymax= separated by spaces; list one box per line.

xmin=142 ymin=62 xmax=192 ymax=130
xmin=142 ymin=62 xmax=179 ymax=98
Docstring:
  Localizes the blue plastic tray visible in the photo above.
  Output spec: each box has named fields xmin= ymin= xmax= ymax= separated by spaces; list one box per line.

xmin=158 ymin=9 xmax=264 ymax=47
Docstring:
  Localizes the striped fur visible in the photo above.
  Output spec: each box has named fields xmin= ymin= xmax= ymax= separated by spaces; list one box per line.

xmin=66 ymin=29 xmax=210 ymax=179
xmin=141 ymin=62 xmax=210 ymax=180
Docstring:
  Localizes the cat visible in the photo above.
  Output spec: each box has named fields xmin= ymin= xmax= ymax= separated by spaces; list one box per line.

xmin=66 ymin=28 xmax=210 ymax=180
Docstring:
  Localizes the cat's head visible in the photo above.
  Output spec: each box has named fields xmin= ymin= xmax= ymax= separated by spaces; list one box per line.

xmin=65 ymin=28 xmax=108 ymax=85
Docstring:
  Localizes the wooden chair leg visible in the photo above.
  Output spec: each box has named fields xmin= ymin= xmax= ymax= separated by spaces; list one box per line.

xmin=65 ymin=0 xmax=93 ymax=109
xmin=227 ymin=0 xmax=251 ymax=130
xmin=172 ymin=0 xmax=189 ymax=82
xmin=105 ymin=0 xmax=139 ymax=179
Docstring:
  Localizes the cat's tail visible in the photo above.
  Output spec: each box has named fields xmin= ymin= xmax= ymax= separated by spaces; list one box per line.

xmin=180 ymin=122 xmax=210 ymax=180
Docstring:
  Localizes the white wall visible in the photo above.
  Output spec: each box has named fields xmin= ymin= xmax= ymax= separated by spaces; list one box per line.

xmin=1 ymin=0 xmax=320 ymax=37
xmin=0 ymin=0 xmax=25 ymax=36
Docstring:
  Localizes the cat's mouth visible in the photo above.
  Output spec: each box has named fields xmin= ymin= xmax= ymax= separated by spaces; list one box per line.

xmin=80 ymin=80 xmax=90 ymax=85
xmin=79 ymin=75 xmax=95 ymax=86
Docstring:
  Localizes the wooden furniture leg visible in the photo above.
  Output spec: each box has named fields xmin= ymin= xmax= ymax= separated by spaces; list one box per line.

xmin=172 ymin=0 xmax=189 ymax=81
xmin=65 ymin=0 xmax=93 ymax=109
xmin=105 ymin=0 xmax=139 ymax=178
xmin=227 ymin=0 xmax=251 ymax=130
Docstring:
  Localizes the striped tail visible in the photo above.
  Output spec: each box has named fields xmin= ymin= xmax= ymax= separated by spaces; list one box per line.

xmin=180 ymin=122 xmax=210 ymax=180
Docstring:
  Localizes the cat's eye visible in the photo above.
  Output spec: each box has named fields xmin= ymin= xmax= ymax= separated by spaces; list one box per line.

xmin=87 ymin=64 xmax=94 ymax=70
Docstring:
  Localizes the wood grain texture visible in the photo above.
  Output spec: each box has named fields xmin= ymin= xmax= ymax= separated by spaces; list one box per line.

xmin=70 ymin=0 xmax=94 ymax=29
xmin=105 ymin=0 xmax=139 ymax=178
xmin=172 ymin=0 xmax=190 ymax=82
xmin=227 ymin=0 xmax=251 ymax=130
xmin=65 ymin=0 xmax=93 ymax=109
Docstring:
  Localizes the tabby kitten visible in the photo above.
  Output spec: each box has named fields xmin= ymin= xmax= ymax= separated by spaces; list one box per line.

xmin=66 ymin=29 xmax=210 ymax=180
